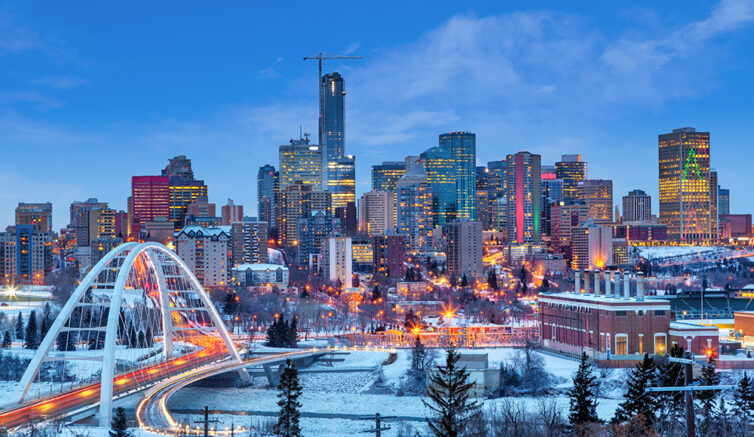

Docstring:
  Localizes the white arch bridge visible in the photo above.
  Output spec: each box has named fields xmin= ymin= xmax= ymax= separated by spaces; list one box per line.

xmin=0 ymin=242 xmax=251 ymax=429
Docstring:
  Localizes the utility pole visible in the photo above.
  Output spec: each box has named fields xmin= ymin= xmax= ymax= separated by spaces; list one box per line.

xmin=358 ymin=413 xmax=395 ymax=437
xmin=193 ymin=406 xmax=219 ymax=437
xmin=645 ymin=352 xmax=735 ymax=437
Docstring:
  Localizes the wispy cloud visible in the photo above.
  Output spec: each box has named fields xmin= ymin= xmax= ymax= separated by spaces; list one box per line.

xmin=32 ymin=76 xmax=89 ymax=89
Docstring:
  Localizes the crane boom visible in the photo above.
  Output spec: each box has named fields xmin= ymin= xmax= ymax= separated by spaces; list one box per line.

xmin=304 ymin=51 xmax=362 ymax=81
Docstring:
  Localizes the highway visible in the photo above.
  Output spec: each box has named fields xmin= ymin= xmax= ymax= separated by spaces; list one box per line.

xmin=136 ymin=348 xmax=327 ymax=435
xmin=0 ymin=336 xmax=229 ymax=429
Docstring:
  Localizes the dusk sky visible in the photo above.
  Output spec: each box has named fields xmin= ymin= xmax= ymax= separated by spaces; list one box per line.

xmin=1 ymin=0 xmax=753 ymax=230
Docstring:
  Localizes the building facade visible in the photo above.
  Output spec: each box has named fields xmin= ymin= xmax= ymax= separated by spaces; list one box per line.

xmin=131 ymin=176 xmax=170 ymax=237
xmin=319 ymin=72 xmax=346 ymax=185
xmin=326 ymin=155 xmax=356 ymax=209
xmin=445 ymin=220 xmax=483 ymax=280
xmin=439 ymin=132 xmax=476 ymax=220
xmin=505 ymin=151 xmax=541 ymax=244
xmin=372 ymin=234 xmax=406 ymax=279
xmin=15 ymin=202 xmax=52 ymax=233
xmin=358 ymin=191 xmax=394 ymax=237
xmin=257 ymin=164 xmax=278 ymax=225
xmin=230 ymin=219 xmax=268 ymax=266
xmin=571 ymin=219 xmax=612 ymax=270
xmin=658 ymin=127 xmax=714 ymax=243
xmin=221 ymin=199 xmax=244 ymax=225
xmin=174 ymin=226 xmax=231 ymax=288
xmin=578 ymin=179 xmax=614 ymax=226
xmin=421 ymin=147 xmax=457 ymax=226
xmin=555 ymin=154 xmax=587 ymax=205
xmin=323 ymin=236 xmax=352 ymax=288
xmin=622 ymin=189 xmax=651 ymax=222
xmin=162 ymin=155 xmax=208 ymax=231
xmin=396 ymin=164 xmax=434 ymax=251
xmin=279 ymin=137 xmax=323 ymax=190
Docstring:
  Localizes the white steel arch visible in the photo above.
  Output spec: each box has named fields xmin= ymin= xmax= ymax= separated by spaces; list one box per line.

xmin=14 ymin=242 xmax=245 ymax=426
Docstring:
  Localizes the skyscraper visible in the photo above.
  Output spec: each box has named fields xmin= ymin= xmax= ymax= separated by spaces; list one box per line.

xmin=439 ymin=132 xmax=476 ymax=220
xmin=421 ymin=146 xmax=456 ymax=226
xmin=358 ymin=191 xmax=394 ymax=236
xmin=371 ymin=161 xmax=406 ymax=193
xmin=555 ymin=154 xmax=587 ymax=204
xmin=326 ymin=155 xmax=356 ymax=209
xmin=279 ymin=136 xmax=323 ymax=190
xmin=230 ymin=218 xmax=268 ymax=266
xmin=320 ymin=72 xmax=345 ymax=184
xmin=578 ymin=179 xmax=613 ymax=226
xmin=658 ymin=127 xmax=714 ymax=243
xmin=505 ymin=151 xmax=541 ymax=244
xmin=540 ymin=168 xmax=564 ymax=238
xmin=718 ymin=187 xmax=730 ymax=216
xmin=15 ymin=203 xmax=53 ymax=233
xmin=276 ymin=181 xmax=332 ymax=249
xmin=131 ymin=176 xmax=170 ymax=237
xmin=622 ymin=189 xmax=652 ymax=222
xmin=257 ymin=164 xmax=278 ymax=225
xmin=162 ymin=155 xmax=208 ymax=231
xmin=710 ymin=170 xmax=719 ymax=241
xmin=445 ymin=220 xmax=483 ymax=280
xmin=396 ymin=164 xmax=434 ymax=251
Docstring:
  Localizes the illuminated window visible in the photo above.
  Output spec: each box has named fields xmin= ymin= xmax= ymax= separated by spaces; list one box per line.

xmin=616 ymin=335 xmax=628 ymax=355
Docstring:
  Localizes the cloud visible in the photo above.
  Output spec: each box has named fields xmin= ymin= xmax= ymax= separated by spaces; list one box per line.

xmin=32 ymin=76 xmax=88 ymax=89
xmin=259 ymin=57 xmax=285 ymax=78
xmin=344 ymin=42 xmax=361 ymax=55
xmin=0 ymin=91 xmax=62 ymax=110
xmin=0 ymin=12 xmax=79 ymax=62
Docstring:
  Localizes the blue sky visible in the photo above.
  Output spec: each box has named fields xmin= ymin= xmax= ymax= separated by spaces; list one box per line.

xmin=1 ymin=0 xmax=753 ymax=230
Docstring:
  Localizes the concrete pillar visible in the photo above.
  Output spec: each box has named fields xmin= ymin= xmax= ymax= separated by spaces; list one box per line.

xmin=623 ymin=271 xmax=630 ymax=298
xmin=574 ymin=270 xmax=580 ymax=293
xmin=637 ymin=272 xmax=645 ymax=300
xmin=594 ymin=270 xmax=601 ymax=295
xmin=584 ymin=269 xmax=590 ymax=293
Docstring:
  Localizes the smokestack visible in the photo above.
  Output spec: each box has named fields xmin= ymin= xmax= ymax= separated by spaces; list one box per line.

xmin=623 ymin=271 xmax=630 ymax=298
xmin=584 ymin=269 xmax=590 ymax=294
xmin=594 ymin=270 xmax=601 ymax=295
xmin=574 ymin=270 xmax=580 ymax=293
xmin=637 ymin=272 xmax=645 ymax=300
xmin=604 ymin=271 xmax=611 ymax=297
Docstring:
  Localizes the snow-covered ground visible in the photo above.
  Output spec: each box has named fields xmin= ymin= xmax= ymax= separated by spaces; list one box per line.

xmin=166 ymin=348 xmax=628 ymax=436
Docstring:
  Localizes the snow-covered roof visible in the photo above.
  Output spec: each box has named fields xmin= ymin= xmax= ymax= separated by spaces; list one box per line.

xmin=175 ymin=225 xmax=231 ymax=238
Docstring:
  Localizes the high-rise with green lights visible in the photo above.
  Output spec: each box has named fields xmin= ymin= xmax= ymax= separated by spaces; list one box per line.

xmin=658 ymin=127 xmax=714 ymax=243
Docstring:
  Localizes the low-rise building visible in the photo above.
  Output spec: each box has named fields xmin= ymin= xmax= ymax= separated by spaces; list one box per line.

xmin=232 ymin=263 xmax=289 ymax=287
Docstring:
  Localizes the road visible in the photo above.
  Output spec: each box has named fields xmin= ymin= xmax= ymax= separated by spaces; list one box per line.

xmin=136 ymin=348 xmax=326 ymax=435
xmin=0 ymin=336 xmax=229 ymax=429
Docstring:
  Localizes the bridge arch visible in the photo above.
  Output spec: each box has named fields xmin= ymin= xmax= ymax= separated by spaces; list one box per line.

xmin=15 ymin=242 xmax=244 ymax=426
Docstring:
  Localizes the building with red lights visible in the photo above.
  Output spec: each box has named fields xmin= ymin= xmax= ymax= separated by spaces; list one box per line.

xmin=505 ymin=151 xmax=541 ymax=244
xmin=131 ymin=175 xmax=170 ymax=237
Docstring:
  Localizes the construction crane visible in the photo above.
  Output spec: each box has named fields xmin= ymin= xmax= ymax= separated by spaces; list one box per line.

xmin=303 ymin=51 xmax=362 ymax=83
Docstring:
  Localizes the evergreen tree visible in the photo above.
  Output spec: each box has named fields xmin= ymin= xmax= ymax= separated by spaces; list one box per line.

xmin=14 ymin=312 xmax=24 ymax=341
xmin=1 ymin=331 xmax=11 ymax=348
xmin=733 ymin=372 xmax=754 ymax=417
xmin=423 ymin=346 xmax=481 ymax=437
xmin=40 ymin=302 xmax=52 ymax=339
xmin=274 ymin=359 xmax=302 ymax=437
xmin=487 ymin=270 xmax=498 ymax=291
xmin=57 ymin=331 xmax=76 ymax=351
xmin=460 ymin=274 xmax=469 ymax=288
xmin=655 ymin=344 xmax=686 ymax=413
xmin=696 ymin=356 xmax=720 ymax=417
xmin=411 ymin=335 xmax=427 ymax=372
xmin=567 ymin=352 xmax=599 ymax=433
xmin=287 ymin=317 xmax=298 ymax=348
xmin=613 ymin=354 xmax=656 ymax=427
xmin=109 ymin=406 xmax=131 ymax=437
xmin=24 ymin=310 xmax=39 ymax=349
xmin=223 ymin=292 xmax=238 ymax=315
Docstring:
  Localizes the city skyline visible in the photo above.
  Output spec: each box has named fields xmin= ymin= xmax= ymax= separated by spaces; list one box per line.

xmin=2 ymin=1 xmax=754 ymax=229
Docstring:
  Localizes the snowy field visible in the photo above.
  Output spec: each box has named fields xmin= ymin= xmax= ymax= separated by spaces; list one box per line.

xmin=167 ymin=348 xmax=627 ymax=437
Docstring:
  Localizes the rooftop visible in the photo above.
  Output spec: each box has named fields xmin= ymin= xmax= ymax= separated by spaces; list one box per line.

xmin=234 ymin=263 xmax=288 ymax=271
